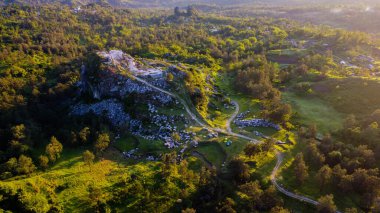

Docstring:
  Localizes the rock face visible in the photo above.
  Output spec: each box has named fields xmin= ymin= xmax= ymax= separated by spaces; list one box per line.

xmin=73 ymin=50 xmax=176 ymax=128
xmin=234 ymin=119 xmax=280 ymax=130
xmin=78 ymin=63 xmax=88 ymax=93
xmin=98 ymin=50 xmax=165 ymax=78
xmin=234 ymin=111 xmax=280 ymax=130
xmin=98 ymin=50 xmax=124 ymax=65
xmin=71 ymin=99 xmax=130 ymax=127
xmin=89 ymin=69 xmax=154 ymax=99
xmin=167 ymin=66 xmax=187 ymax=79
xmin=73 ymin=50 xmax=197 ymax=154
xmin=128 ymin=103 xmax=191 ymax=142
xmin=81 ymin=50 xmax=173 ymax=102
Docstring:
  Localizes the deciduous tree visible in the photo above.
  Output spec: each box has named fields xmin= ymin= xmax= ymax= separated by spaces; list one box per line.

xmin=238 ymin=181 xmax=263 ymax=211
xmin=45 ymin=136 xmax=63 ymax=162
xmin=5 ymin=157 xmax=18 ymax=174
xmin=17 ymin=155 xmax=36 ymax=175
xmin=79 ymin=127 xmax=91 ymax=144
xmin=270 ymin=206 xmax=291 ymax=213
xmin=331 ymin=165 xmax=347 ymax=185
xmin=11 ymin=124 xmax=26 ymax=141
xmin=317 ymin=194 xmax=337 ymax=213
xmin=38 ymin=155 xmax=49 ymax=170
xmin=294 ymin=153 xmax=308 ymax=184
xmin=94 ymin=133 xmax=110 ymax=154
xmin=83 ymin=150 xmax=95 ymax=170
xmin=316 ymin=165 xmax=332 ymax=189
xmin=344 ymin=208 xmax=358 ymax=213
xmin=244 ymin=143 xmax=261 ymax=157
xmin=216 ymin=197 xmax=236 ymax=213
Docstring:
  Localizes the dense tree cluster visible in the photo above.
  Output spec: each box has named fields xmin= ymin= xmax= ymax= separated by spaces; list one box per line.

xmin=244 ymin=138 xmax=275 ymax=157
xmin=223 ymin=158 xmax=290 ymax=212
xmin=233 ymin=57 xmax=293 ymax=126
xmin=235 ymin=56 xmax=280 ymax=100
xmin=297 ymin=113 xmax=380 ymax=211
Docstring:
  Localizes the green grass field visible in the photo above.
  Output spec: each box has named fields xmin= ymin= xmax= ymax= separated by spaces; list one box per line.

xmin=313 ymin=78 xmax=380 ymax=118
xmin=266 ymin=48 xmax=307 ymax=65
xmin=136 ymin=137 xmax=167 ymax=155
xmin=1 ymin=148 xmax=132 ymax=212
xmin=1 ymin=146 xmax=205 ymax=212
xmin=195 ymin=142 xmax=227 ymax=168
xmin=113 ymin=135 xmax=139 ymax=152
xmin=267 ymin=48 xmax=307 ymax=56
xmin=207 ymin=96 xmax=236 ymax=128
xmin=113 ymin=133 xmax=167 ymax=156
xmin=282 ymin=91 xmax=344 ymax=133
xmin=192 ymin=132 xmax=259 ymax=168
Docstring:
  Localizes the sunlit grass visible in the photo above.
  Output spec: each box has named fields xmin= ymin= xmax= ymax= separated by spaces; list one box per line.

xmin=313 ymin=78 xmax=380 ymax=118
xmin=1 ymin=147 xmax=162 ymax=212
xmin=282 ymin=91 xmax=343 ymax=133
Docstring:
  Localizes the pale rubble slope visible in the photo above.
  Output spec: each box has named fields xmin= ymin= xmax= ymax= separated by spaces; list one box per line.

xmin=97 ymin=50 xmax=164 ymax=78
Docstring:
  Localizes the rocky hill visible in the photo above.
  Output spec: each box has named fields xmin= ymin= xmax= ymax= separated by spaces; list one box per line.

xmin=72 ymin=50 xmax=198 ymax=151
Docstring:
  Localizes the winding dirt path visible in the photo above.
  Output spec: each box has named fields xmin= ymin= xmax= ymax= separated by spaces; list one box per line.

xmin=226 ymin=101 xmax=239 ymax=134
xmin=134 ymin=74 xmax=340 ymax=211
xmin=134 ymin=76 xmax=205 ymax=126
xmin=271 ymin=152 xmax=342 ymax=213
xmin=226 ymin=101 xmax=342 ymax=212
xmin=133 ymin=76 xmax=258 ymax=142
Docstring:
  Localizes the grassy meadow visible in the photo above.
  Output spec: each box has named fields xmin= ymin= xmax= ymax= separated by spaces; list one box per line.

xmin=282 ymin=91 xmax=344 ymax=133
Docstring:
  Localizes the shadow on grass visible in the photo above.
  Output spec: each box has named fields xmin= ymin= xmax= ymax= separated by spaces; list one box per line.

xmin=194 ymin=141 xmax=227 ymax=169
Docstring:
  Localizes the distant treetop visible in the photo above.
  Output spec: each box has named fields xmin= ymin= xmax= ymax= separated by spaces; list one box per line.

xmin=173 ymin=5 xmax=198 ymax=17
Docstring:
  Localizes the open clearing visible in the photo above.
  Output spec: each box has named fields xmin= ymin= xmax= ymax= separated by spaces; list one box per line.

xmin=195 ymin=142 xmax=227 ymax=168
xmin=267 ymin=48 xmax=307 ymax=64
xmin=282 ymin=92 xmax=344 ymax=133
xmin=313 ymin=78 xmax=380 ymax=118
